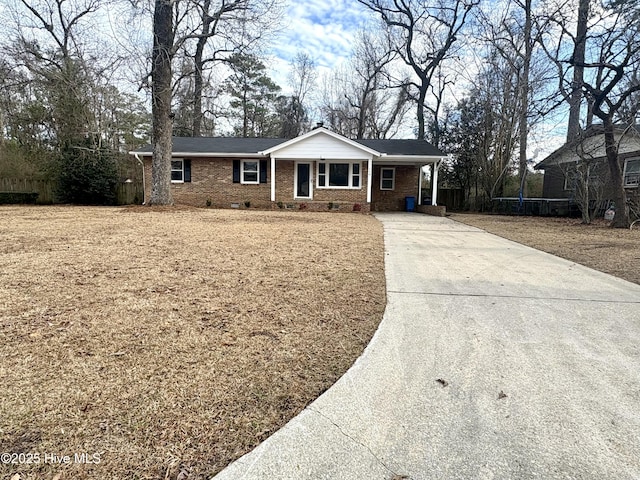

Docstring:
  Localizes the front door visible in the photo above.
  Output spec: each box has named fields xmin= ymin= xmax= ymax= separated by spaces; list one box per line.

xmin=295 ymin=162 xmax=312 ymax=199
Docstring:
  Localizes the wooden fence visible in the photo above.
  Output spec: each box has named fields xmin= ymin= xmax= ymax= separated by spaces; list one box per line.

xmin=0 ymin=178 xmax=55 ymax=204
xmin=0 ymin=178 xmax=143 ymax=205
xmin=420 ymin=188 xmax=465 ymax=210
xmin=116 ymin=182 xmax=144 ymax=205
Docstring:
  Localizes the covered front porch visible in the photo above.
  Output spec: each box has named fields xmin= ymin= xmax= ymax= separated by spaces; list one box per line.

xmin=262 ymin=157 xmax=443 ymax=212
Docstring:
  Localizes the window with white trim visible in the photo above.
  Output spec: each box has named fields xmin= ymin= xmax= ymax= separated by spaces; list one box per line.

xmin=241 ymin=160 xmax=259 ymax=184
xmin=380 ymin=167 xmax=395 ymax=190
xmin=624 ymin=158 xmax=640 ymax=187
xmin=171 ymin=159 xmax=184 ymax=183
xmin=317 ymin=161 xmax=362 ymax=188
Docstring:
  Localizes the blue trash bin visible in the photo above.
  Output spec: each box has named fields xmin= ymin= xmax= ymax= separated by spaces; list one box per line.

xmin=405 ymin=196 xmax=416 ymax=212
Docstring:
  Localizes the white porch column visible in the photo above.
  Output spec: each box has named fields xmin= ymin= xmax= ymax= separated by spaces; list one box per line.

xmin=366 ymin=157 xmax=373 ymax=203
xmin=270 ymin=156 xmax=276 ymax=202
xmin=431 ymin=160 xmax=440 ymax=206
xmin=418 ymin=165 xmax=424 ymax=205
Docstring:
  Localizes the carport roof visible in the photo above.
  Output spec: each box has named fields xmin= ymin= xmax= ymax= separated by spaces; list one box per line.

xmin=356 ymin=138 xmax=444 ymax=156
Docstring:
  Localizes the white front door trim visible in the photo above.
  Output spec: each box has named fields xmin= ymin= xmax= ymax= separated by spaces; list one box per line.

xmin=294 ymin=161 xmax=313 ymax=200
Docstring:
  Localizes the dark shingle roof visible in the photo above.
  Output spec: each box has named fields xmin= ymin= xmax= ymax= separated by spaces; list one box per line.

xmin=356 ymin=138 xmax=444 ymax=156
xmin=150 ymin=137 xmax=284 ymax=154
xmin=133 ymin=135 xmax=445 ymax=157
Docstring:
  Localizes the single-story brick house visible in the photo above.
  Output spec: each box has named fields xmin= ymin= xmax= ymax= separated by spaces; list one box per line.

xmin=130 ymin=127 xmax=447 ymax=212
xmin=534 ymin=125 xmax=640 ymax=199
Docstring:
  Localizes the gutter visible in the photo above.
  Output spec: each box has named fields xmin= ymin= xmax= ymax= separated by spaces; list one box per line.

xmin=133 ymin=151 xmax=268 ymax=158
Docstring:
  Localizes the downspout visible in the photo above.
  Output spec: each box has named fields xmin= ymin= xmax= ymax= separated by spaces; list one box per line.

xmin=134 ymin=153 xmax=145 ymax=205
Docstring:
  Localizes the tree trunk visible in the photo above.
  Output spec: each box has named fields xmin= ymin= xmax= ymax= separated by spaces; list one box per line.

xmin=192 ymin=0 xmax=211 ymax=137
xmin=566 ymin=0 xmax=589 ymax=142
xmin=519 ymin=0 xmax=532 ymax=197
xmin=192 ymin=47 xmax=204 ymax=137
xmin=417 ymin=86 xmax=427 ymax=140
xmin=602 ymin=118 xmax=629 ymax=228
xmin=149 ymin=0 xmax=174 ymax=206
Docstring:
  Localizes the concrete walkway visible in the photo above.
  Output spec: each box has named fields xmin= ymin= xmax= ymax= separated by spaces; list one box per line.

xmin=214 ymin=213 xmax=640 ymax=479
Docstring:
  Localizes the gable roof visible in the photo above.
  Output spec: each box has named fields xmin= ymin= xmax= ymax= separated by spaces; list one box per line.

xmin=130 ymin=130 xmax=446 ymax=158
xmin=260 ymin=127 xmax=381 ymax=156
xmin=535 ymin=123 xmax=640 ymax=169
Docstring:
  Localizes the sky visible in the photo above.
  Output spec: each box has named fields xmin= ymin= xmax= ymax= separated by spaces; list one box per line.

xmin=270 ymin=0 xmax=372 ymax=69
xmin=264 ymin=0 xmax=566 ymax=159
xmin=266 ymin=0 xmax=375 ymax=91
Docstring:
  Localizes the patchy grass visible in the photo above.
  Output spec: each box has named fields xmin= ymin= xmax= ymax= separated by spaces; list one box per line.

xmin=449 ymin=213 xmax=640 ymax=285
xmin=0 ymin=206 xmax=386 ymax=480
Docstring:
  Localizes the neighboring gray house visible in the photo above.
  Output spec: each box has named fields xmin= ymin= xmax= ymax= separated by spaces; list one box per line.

xmin=534 ymin=125 xmax=640 ymax=201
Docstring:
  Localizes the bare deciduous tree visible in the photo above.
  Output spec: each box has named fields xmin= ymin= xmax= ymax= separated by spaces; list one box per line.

xmin=566 ymin=0 xmax=589 ymax=141
xmin=142 ymin=0 xmax=282 ymax=202
xmin=284 ymin=52 xmax=317 ymax=137
xmin=149 ymin=0 xmax=175 ymax=205
xmin=478 ymin=0 xmax=553 ymax=198
xmin=320 ymin=28 xmax=410 ymax=139
xmin=357 ymin=0 xmax=477 ymax=140
xmin=560 ymin=136 xmax=610 ymax=223
xmin=180 ymin=0 xmax=281 ymax=136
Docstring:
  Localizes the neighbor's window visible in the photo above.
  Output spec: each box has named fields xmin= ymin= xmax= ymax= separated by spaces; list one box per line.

xmin=317 ymin=161 xmax=361 ymax=188
xmin=564 ymin=166 xmax=601 ymax=190
xmin=624 ymin=158 xmax=640 ymax=187
xmin=563 ymin=170 xmax=575 ymax=191
xmin=241 ymin=160 xmax=259 ymax=184
xmin=380 ymin=167 xmax=395 ymax=190
xmin=171 ymin=159 xmax=184 ymax=183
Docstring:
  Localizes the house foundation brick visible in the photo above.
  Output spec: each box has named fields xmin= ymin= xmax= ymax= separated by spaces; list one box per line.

xmin=416 ymin=205 xmax=447 ymax=216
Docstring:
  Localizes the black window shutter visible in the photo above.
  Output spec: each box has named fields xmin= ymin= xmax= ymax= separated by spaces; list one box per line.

xmin=184 ymin=159 xmax=191 ymax=182
xmin=233 ymin=160 xmax=240 ymax=183
xmin=260 ymin=160 xmax=268 ymax=183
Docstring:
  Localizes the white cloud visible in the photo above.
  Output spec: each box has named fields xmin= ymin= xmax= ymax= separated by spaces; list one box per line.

xmin=269 ymin=0 xmax=373 ymax=70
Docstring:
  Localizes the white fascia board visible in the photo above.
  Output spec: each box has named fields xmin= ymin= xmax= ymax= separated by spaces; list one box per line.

xmin=268 ymin=154 xmax=373 ymax=160
xmin=260 ymin=127 xmax=381 ymax=157
xmin=129 ymin=152 xmax=267 ymax=158
xmin=373 ymin=155 xmax=445 ymax=165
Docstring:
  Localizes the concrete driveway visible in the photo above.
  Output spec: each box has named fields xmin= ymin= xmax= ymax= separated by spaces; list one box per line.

xmin=214 ymin=213 xmax=640 ymax=479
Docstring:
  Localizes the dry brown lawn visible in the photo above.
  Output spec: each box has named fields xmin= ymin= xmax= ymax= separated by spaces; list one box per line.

xmin=0 ymin=206 xmax=386 ymax=480
xmin=449 ymin=213 xmax=640 ymax=285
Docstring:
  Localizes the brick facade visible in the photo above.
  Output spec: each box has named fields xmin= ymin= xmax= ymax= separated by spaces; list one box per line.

xmin=143 ymin=157 xmax=415 ymax=212
xmin=143 ymin=157 xmax=273 ymax=208
xmin=371 ymin=165 xmax=421 ymax=211
xmin=270 ymin=161 xmax=370 ymax=212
